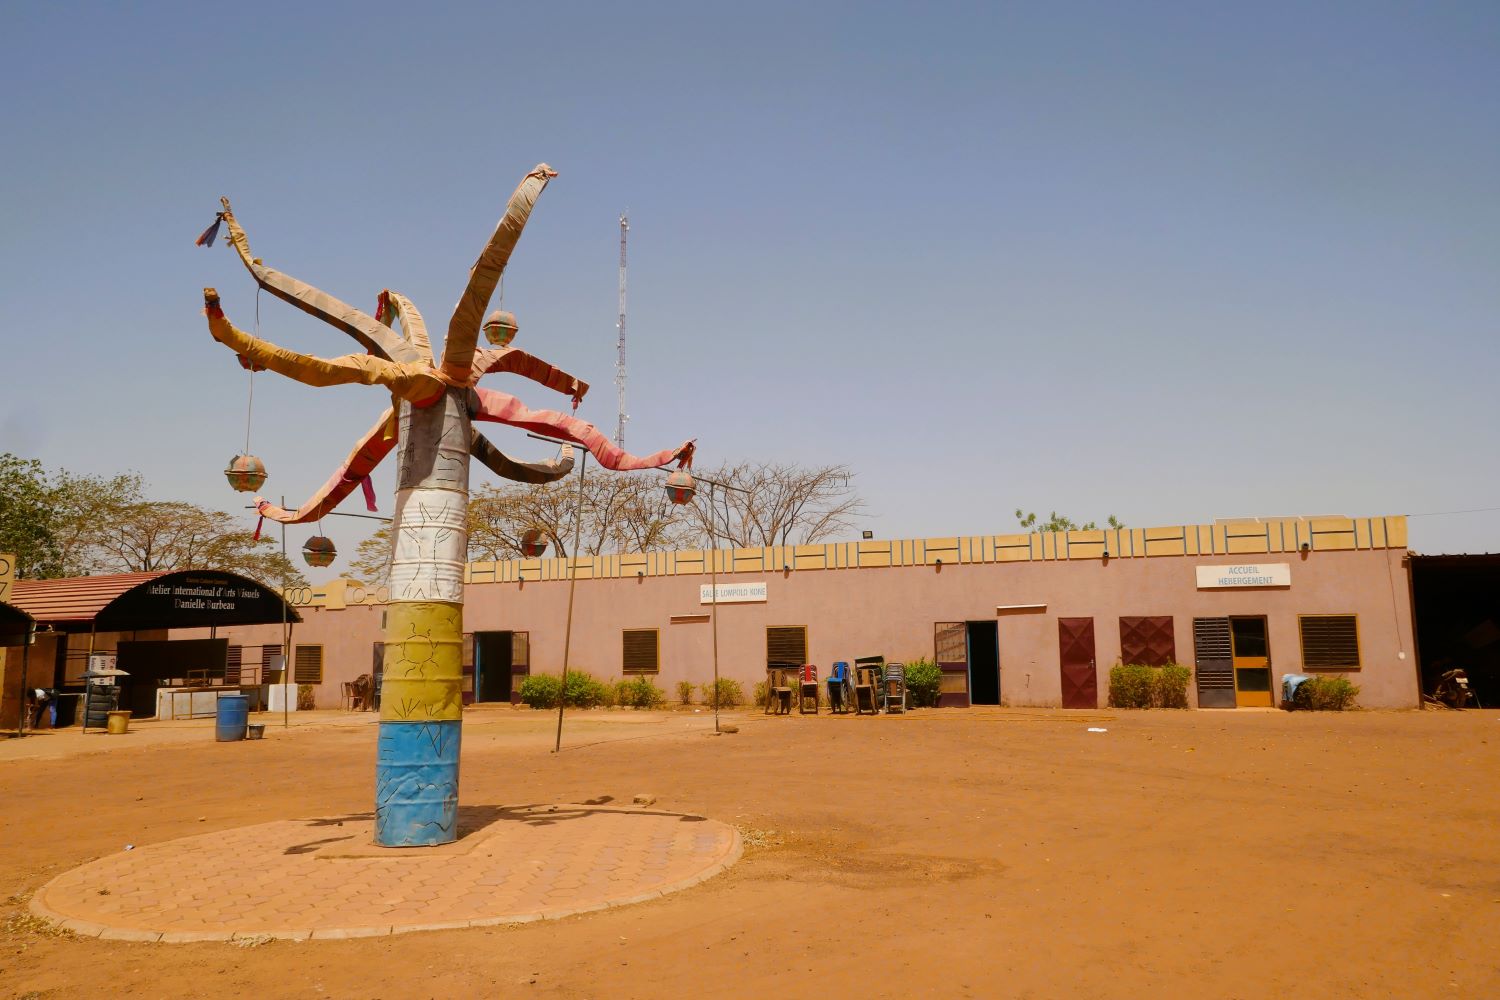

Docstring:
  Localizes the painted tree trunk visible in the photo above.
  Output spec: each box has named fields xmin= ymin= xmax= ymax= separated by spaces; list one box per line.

xmin=375 ymin=388 xmax=471 ymax=846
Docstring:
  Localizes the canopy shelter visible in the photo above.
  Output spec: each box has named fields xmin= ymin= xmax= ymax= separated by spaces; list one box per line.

xmin=8 ymin=571 xmax=301 ymax=721
xmin=10 ymin=570 xmax=300 ymax=634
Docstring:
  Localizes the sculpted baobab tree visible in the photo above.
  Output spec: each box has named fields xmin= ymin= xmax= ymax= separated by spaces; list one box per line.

xmin=200 ymin=165 xmax=694 ymax=846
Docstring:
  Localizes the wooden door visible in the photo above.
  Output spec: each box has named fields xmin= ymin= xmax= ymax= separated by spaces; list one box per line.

xmin=934 ymin=622 xmax=969 ymax=707
xmin=1230 ymin=617 xmax=1273 ymax=708
xmin=1058 ymin=617 xmax=1097 ymax=709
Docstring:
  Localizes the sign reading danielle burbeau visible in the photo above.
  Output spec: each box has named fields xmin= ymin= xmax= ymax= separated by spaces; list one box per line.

xmin=699 ymin=581 xmax=768 ymax=604
xmin=1195 ymin=563 xmax=1291 ymax=589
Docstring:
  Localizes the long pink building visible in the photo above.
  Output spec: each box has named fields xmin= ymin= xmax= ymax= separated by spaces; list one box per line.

xmin=174 ymin=514 xmax=1423 ymax=711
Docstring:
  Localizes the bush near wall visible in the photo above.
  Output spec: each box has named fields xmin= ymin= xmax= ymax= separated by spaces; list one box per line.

xmin=616 ymin=676 xmax=666 ymax=709
xmin=518 ymin=672 xmax=613 ymax=709
xmin=1291 ymin=676 xmax=1360 ymax=711
xmin=752 ymin=680 xmax=769 ymax=708
xmin=905 ymin=658 xmax=942 ymax=708
xmin=677 ymin=680 xmax=696 ymax=706
xmin=700 ymin=678 xmax=744 ymax=708
xmin=1108 ymin=663 xmax=1192 ymax=709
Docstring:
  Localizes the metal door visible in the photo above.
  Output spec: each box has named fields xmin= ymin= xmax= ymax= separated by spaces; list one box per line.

xmin=934 ymin=622 xmax=969 ymax=707
xmin=1119 ymin=616 xmax=1176 ymax=666
xmin=1058 ymin=617 xmax=1097 ymax=708
xmin=371 ymin=641 xmax=384 ymax=710
xmin=1192 ymin=618 xmax=1234 ymax=708
xmin=510 ymin=631 xmax=530 ymax=704
xmin=1230 ymin=617 xmax=1274 ymax=708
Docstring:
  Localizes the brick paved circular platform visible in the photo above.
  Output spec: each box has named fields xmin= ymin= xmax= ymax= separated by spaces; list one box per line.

xmin=30 ymin=804 xmax=741 ymax=942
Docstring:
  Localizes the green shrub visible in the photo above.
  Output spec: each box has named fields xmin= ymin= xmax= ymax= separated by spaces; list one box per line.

xmin=700 ymin=678 xmax=744 ymax=708
xmin=1294 ymin=675 xmax=1360 ymax=711
xmin=752 ymin=680 xmax=769 ymax=708
xmin=1108 ymin=664 xmax=1155 ymax=708
xmin=1108 ymin=663 xmax=1193 ymax=709
xmin=519 ymin=673 xmax=562 ymax=709
xmin=296 ymin=683 xmax=316 ymax=710
xmin=563 ymin=671 xmax=609 ymax=708
xmin=904 ymin=658 xmax=942 ymax=708
xmin=617 ymin=676 xmax=666 ymax=709
xmin=1155 ymin=664 xmax=1192 ymax=709
xmin=676 ymin=680 xmax=696 ymax=706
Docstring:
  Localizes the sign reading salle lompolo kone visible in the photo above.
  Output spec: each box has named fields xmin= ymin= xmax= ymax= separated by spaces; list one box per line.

xmin=699 ymin=582 xmax=768 ymax=604
xmin=1195 ymin=563 xmax=1292 ymax=589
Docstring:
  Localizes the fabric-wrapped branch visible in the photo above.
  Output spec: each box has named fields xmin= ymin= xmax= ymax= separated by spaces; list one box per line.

xmin=472 ymin=386 xmax=693 ymax=471
xmin=377 ymin=289 xmax=433 ymax=364
xmin=254 ymin=409 xmax=398 ymax=524
xmin=216 ymin=199 xmax=421 ymax=365
xmin=470 ymin=430 xmax=575 ymax=484
xmin=472 ymin=345 xmax=589 ymax=399
xmin=442 ymin=165 xmax=557 ymax=383
xmin=204 ymin=289 xmax=449 ymax=404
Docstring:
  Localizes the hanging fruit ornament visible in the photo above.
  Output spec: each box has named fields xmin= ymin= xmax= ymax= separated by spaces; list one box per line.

xmin=224 ymin=454 xmax=268 ymax=492
xmin=482 ymin=309 xmax=518 ymax=347
xmin=519 ymin=528 xmax=548 ymax=558
xmin=665 ymin=468 xmax=697 ymax=505
xmin=302 ymin=535 xmax=337 ymax=568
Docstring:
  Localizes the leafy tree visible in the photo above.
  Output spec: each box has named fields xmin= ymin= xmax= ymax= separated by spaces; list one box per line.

xmin=88 ymin=500 xmax=306 ymax=585
xmin=1015 ymin=509 xmax=1125 ymax=532
xmin=351 ymin=524 xmax=392 ymax=587
xmin=0 ymin=453 xmax=60 ymax=578
xmin=48 ymin=468 xmax=146 ymax=576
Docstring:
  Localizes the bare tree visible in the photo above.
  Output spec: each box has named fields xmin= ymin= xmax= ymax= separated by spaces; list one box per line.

xmin=468 ymin=473 xmax=696 ymax=560
xmin=683 ymin=462 xmax=865 ymax=547
xmin=350 ymin=524 xmax=393 ymax=586
xmin=87 ymin=500 xmax=306 ymax=584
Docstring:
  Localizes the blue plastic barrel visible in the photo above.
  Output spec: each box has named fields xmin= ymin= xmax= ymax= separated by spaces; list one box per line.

xmin=215 ymin=694 xmax=250 ymax=742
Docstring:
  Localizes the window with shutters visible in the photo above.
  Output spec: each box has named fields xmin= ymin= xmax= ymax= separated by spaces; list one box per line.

xmin=226 ymin=644 xmax=243 ymax=684
xmin=293 ymin=644 xmax=324 ymax=684
xmin=622 ymin=629 xmax=660 ymax=674
xmin=1119 ymin=616 xmax=1176 ymax=667
xmin=766 ymin=625 xmax=807 ymax=669
xmin=262 ymin=642 xmax=285 ymax=682
xmin=1299 ymin=615 xmax=1361 ymax=670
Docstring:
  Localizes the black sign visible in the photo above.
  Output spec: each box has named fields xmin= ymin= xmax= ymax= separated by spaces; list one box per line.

xmin=96 ymin=571 xmax=301 ymax=631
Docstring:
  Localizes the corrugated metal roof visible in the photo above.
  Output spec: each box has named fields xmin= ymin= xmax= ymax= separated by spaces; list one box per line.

xmin=10 ymin=573 xmax=166 ymax=624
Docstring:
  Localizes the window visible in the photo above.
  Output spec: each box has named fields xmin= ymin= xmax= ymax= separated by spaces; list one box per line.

xmin=1299 ymin=615 xmax=1361 ymax=669
xmin=1119 ymin=616 xmax=1176 ymax=666
xmin=766 ymin=625 xmax=808 ymax=669
xmin=226 ymin=644 xmax=243 ymax=684
xmin=293 ymin=644 xmax=324 ymax=684
xmin=623 ymin=629 xmax=660 ymax=674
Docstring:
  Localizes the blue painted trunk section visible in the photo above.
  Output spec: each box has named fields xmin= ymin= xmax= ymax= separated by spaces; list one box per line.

xmin=374 ymin=720 xmax=461 ymax=847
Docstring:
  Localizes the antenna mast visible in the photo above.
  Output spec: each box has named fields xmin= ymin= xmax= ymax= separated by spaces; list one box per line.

xmin=615 ymin=213 xmax=629 ymax=447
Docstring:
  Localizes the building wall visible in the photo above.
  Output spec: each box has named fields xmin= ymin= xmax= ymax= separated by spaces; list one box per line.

xmin=177 ymin=515 xmax=1417 ymax=710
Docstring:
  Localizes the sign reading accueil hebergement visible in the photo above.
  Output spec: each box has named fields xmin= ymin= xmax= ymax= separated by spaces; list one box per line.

xmin=1195 ymin=563 xmax=1291 ymax=589
xmin=699 ymin=582 xmax=768 ymax=604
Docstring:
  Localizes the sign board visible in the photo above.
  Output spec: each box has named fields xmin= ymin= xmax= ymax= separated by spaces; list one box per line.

xmin=97 ymin=571 xmax=298 ymax=630
xmin=1195 ymin=563 xmax=1291 ymax=589
xmin=699 ymin=581 xmax=768 ymax=605
xmin=0 ymin=553 xmax=13 ymax=603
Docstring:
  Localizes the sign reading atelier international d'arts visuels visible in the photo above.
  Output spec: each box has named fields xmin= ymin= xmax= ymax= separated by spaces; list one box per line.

xmin=1195 ymin=563 xmax=1292 ymax=589
xmin=699 ymin=582 xmax=768 ymax=605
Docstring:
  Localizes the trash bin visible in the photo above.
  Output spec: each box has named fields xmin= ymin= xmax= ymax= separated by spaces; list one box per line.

xmin=216 ymin=694 xmax=250 ymax=742
xmin=106 ymin=710 xmax=132 ymax=735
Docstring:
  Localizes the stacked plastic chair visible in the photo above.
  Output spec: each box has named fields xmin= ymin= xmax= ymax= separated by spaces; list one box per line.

xmin=799 ymin=663 xmax=820 ymax=714
xmin=883 ymin=662 xmax=907 ymax=714
xmin=827 ymin=661 xmax=853 ymax=714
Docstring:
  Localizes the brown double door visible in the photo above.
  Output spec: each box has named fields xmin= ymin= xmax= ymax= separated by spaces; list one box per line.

xmin=1058 ymin=617 xmax=1097 ymax=708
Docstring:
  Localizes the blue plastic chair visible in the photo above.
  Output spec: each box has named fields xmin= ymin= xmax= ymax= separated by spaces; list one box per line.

xmin=827 ymin=661 xmax=853 ymax=713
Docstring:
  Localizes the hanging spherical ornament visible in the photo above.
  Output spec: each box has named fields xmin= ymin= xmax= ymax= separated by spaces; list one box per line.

xmin=519 ymin=528 xmax=548 ymax=558
xmin=302 ymin=535 xmax=337 ymax=568
xmin=665 ymin=469 xmax=697 ymax=505
xmin=224 ymin=454 xmax=268 ymax=492
xmin=482 ymin=309 xmax=518 ymax=347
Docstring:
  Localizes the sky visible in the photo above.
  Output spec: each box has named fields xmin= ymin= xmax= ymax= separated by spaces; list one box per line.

xmin=2 ymin=1 xmax=1498 ymax=576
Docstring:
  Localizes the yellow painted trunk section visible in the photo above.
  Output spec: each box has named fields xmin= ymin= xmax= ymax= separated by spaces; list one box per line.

xmin=380 ymin=601 xmax=464 ymax=722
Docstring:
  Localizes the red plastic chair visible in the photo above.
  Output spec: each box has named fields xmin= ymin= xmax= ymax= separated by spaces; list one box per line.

xmin=799 ymin=664 xmax=819 ymax=714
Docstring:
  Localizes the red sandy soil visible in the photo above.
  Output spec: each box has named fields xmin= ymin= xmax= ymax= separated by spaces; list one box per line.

xmin=2 ymin=705 xmax=1497 ymax=999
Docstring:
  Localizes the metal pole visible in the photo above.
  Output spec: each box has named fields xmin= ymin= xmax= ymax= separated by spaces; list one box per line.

xmin=281 ymin=496 xmax=290 ymax=730
xmin=554 ymin=450 xmax=588 ymax=753
xmin=17 ymin=624 xmax=32 ymax=737
xmin=707 ymin=482 xmax=721 ymax=734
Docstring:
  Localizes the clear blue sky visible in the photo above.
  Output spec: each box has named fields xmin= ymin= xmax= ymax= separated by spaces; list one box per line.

xmin=3 ymin=1 xmax=1497 ymax=573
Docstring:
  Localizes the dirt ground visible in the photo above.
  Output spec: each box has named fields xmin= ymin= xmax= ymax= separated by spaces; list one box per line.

xmin=2 ymin=705 xmax=1497 ymax=999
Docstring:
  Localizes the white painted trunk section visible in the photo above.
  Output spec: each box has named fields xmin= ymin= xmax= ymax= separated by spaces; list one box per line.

xmin=389 ymin=390 xmax=471 ymax=604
